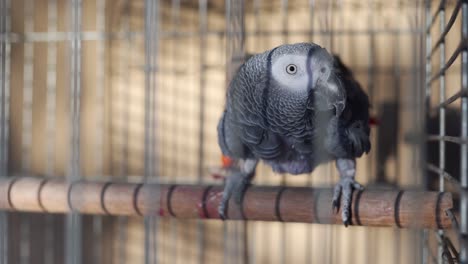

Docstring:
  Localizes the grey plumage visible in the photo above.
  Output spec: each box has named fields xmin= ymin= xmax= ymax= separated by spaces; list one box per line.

xmin=217 ymin=43 xmax=371 ymax=225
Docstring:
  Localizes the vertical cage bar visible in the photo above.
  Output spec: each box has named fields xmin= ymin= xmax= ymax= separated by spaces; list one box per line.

xmin=308 ymin=0 xmax=315 ymax=42
xmin=324 ymin=1 xmax=334 ymax=52
xmin=280 ymin=0 xmax=289 ymax=43
xmin=225 ymin=1 xmax=246 ymax=263
xmin=144 ymin=0 xmax=152 ymax=260
xmin=437 ymin=4 xmax=446 ymax=264
xmin=116 ymin=1 xmax=131 ymax=263
xmin=66 ymin=0 xmax=82 ymax=263
xmin=198 ymin=0 xmax=207 ymax=186
xmin=460 ymin=1 xmax=468 ymax=262
xmin=253 ymin=0 xmax=261 ymax=45
xmin=20 ymin=1 xmax=34 ymax=263
xmin=22 ymin=0 xmax=34 ymax=174
xmin=95 ymin=0 xmax=105 ymax=180
xmin=0 ymin=0 xmax=10 ymax=263
xmin=144 ymin=0 xmax=158 ymax=184
xmin=169 ymin=0 xmax=180 ymax=263
xmin=393 ymin=1 xmax=402 ymax=186
xmin=93 ymin=0 xmax=106 ymax=263
xmin=46 ymin=0 xmax=58 ymax=181
xmin=225 ymin=0 xmax=245 ymax=85
xmin=392 ymin=2 xmax=402 ymax=262
xmin=366 ymin=1 xmax=376 ymax=262
xmin=365 ymin=0 xmax=376 ymax=194
xmin=414 ymin=2 xmax=426 ymax=262
xmin=425 ymin=0 xmax=433 ymax=104
xmin=0 ymin=0 xmax=3 ymax=258
xmin=0 ymin=0 xmax=10 ymax=177
xmin=252 ymin=1 xmax=261 ymax=263
xmin=306 ymin=1 xmax=315 ymax=263
xmin=366 ymin=0 xmax=376 ymax=101
xmin=422 ymin=230 xmax=429 ymax=264
xmin=424 ymin=0 xmax=433 ymax=262
xmin=279 ymin=1 xmax=288 ymax=263
xmin=198 ymin=0 xmax=207 ymax=263
xmin=68 ymin=0 xmax=82 ymax=182
xmin=367 ymin=0 xmax=376 ymax=126
xmin=438 ymin=5 xmax=446 ymax=194
xmin=335 ymin=0 xmax=344 ymax=54
xmin=144 ymin=0 xmax=159 ymax=263
xmin=0 ymin=0 xmax=3 ymax=176
xmin=414 ymin=0 xmax=425 ymax=189
xmin=119 ymin=0 xmax=130 ymax=180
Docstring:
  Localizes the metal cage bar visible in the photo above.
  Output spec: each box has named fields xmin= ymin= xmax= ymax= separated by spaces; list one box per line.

xmin=66 ymin=0 xmax=83 ymax=263
xmin=225 ymin=1 xmax=248 ymax=264
xmin=424 ymin=1 xmax=433 ymax=262
xmin=426 ymin=0 xmax=468 ymax=262
xmin=144 ymin=0 xmax=160 ymax=263
xmin=20 ymin=0 xmax=35 ymax=263
xmin=460 ymin=1 xmax=468 ymax=262
xmin=0 ymin=0 xmax=10 ymax=263
xmin=116 ymin=1 xmax=132 ymax=263
xmin=197 ymin=0 xmax=207 ymax=263
xmin=437 ymin=2 xmax=447 ymax=263
xmin=92 ymin=0 xmax=106 ymax=261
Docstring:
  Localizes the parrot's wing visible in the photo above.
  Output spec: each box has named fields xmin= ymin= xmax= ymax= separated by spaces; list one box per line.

xmin=241 ymin=124 xmax=283 ymax=160
xmin=218 ymin=109 xmax=283 ymax=161
xmin=235 ymin=83 xmax=284 ymax=161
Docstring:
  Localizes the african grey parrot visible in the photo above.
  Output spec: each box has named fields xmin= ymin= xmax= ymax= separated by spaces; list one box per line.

xmin=217 ymin=43 xmax=371 ymax=226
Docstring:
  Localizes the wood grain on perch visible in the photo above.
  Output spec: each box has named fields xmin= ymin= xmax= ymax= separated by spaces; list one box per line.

xmin=0 ymin=177 xmax=454 ymax=229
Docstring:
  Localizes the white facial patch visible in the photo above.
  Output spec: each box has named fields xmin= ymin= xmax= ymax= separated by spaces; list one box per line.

xmin=271 ymin=54 xmax=309 ymax=92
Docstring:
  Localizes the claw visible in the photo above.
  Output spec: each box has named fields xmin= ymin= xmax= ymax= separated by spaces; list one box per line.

xmin=332 ymin=200 xmax=339 ymax=214
xmin=333 ymin=158 xmax=364 ymax=226
xmin=217 ymin=171 xmax=253 ymax=220
xmin=332 ymin=181 xmax=342 ymax=214
xmin=344 ymin=219 xmax=350 ymax=228
xmin=332 ymin=177 xmax=363 ymax=226
xmin=218 ymin=204 xmax=227 ymax=220
xmin=353 ymin=182 xmax=364 ymax=190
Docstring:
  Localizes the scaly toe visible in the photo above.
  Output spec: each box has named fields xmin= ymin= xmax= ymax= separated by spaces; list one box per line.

xmin=233 ymin=181 xmax=250 ymax=204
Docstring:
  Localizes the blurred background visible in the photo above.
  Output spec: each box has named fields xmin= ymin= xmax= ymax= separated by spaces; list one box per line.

xmin=0 ymin=0 xmax=466 ymax=263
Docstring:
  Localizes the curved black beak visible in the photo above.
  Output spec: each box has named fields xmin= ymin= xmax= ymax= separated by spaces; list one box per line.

xmin=308 ymin=76 xmax=346 ymax=116
xmin=306 ymin=47 xmax=346 ymax=117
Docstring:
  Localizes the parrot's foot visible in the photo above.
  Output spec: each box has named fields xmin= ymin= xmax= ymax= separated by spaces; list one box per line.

xmin=332 ymin=177 xmax=363 ymax=226
xmin=218 ymin=171 xmax=252 ymax=220
xmin=333 ymin=158 xmax=364 ymax=227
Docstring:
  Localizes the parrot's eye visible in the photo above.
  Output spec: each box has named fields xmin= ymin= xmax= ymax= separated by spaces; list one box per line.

xmin=286 ymin=64 xmax=297 ymax=75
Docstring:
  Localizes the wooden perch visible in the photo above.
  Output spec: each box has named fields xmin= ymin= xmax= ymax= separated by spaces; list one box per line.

xmin=0 ymin=177 xmax=454 ymax=229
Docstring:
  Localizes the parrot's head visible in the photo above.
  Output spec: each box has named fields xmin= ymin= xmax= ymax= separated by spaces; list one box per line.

xmin=268 ymin=42 xmax=346 ymax=116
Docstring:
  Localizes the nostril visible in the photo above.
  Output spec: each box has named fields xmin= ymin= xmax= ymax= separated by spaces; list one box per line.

xmin=320 ymin=67 xmax=327 ymax=73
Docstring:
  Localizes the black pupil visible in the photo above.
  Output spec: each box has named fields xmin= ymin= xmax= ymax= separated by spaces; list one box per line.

xmin=288 ymin=65 xmax=295 ymax=72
